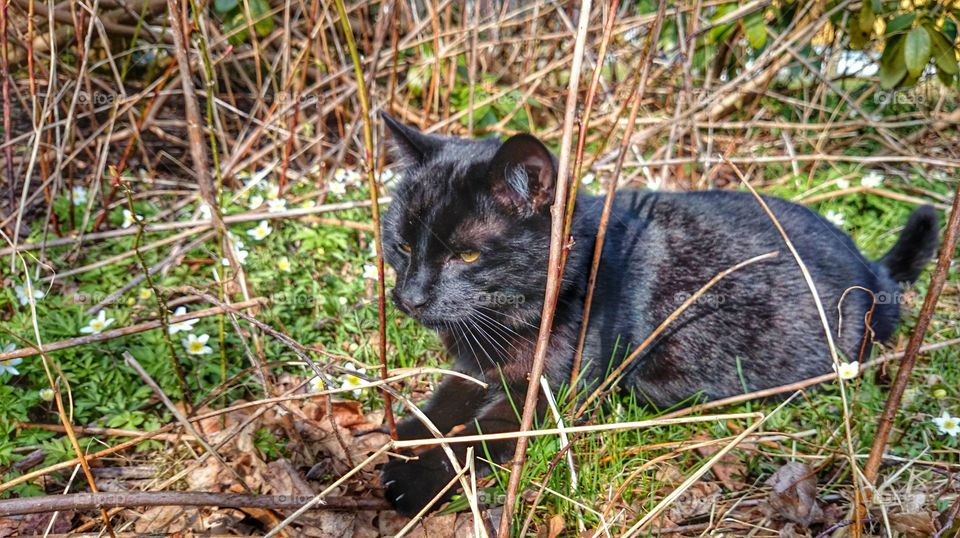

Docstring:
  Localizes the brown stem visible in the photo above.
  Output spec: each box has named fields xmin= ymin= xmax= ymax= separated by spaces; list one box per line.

xmin=498 ymin=1 xmax=593 ymax=534
xmin=863 ymin=181 xmax=960 ymax=484
xmin=0 ymin=491 xmax=389 ymax=517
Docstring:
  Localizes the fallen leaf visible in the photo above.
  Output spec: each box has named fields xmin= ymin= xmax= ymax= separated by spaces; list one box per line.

xmin=694 ymin=434 xmax=747 ymax=491
xmin=667 ymin=481 xmax=721 ymax=522
xmin=765 ymin=462 xmax=824 ymax=527
xmin=890 ymin=512 xmax=937 ymax=537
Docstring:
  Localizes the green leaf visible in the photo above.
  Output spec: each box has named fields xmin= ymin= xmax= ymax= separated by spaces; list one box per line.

xmin=214 ymin=0 xmax=238 ymax=13
xmin=743 ymin=12 xmax=767 ymax=50
xmin=879 ymin=35 xmax=906 ymax=89
xmin=928 ymin=26 xmax=959 ymax=75
xmin=884 ymin=12 xmax=915 ymax=35
xmin=250 ymin=0 xmax=274 ymax=37
xmin=904 ymin=26 xmax=931 ymax=77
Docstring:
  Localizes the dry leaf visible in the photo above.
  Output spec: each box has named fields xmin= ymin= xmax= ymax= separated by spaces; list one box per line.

xmin=694 ymin=434 xmax=747 ymax=491
xmin=541 ymin=513 xmax=564 ymax=538
xmin=667 ymin=481 xmax=721 ymax=522
xmin=134 ymin=506 xmax=198 ymax=534
xmin=765 ymin=462 xmax=824 ymax=527
xmin=889 ymin=512 xmax=937 ymax=537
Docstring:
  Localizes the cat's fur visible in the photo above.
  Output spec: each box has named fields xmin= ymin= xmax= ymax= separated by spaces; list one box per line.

xmin=376 ymin=113 xmax=940 ymax=516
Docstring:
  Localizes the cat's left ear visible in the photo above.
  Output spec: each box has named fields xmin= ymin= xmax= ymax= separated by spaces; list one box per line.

xmin=381 ymin=112 xmax=443 ymax=165
xmin=487 ymin=134 xmax=557 ymax=214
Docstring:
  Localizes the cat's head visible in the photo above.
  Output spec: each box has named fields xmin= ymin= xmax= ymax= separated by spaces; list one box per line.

xmin=380 ymin=113 xmax=557 ymax=330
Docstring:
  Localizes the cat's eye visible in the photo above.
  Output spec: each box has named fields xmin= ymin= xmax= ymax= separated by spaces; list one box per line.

xmin=400 ymin=243 xmax=412 ymax=254
xmin=458 ymin=251 xmax=480 ymax=263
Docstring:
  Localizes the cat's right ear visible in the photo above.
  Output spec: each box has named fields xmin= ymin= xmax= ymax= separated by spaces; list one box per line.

xmin=487 ymin=134 xmax=557 ymax=215
xmin=381 ymin=112 xmax=442 ymax=165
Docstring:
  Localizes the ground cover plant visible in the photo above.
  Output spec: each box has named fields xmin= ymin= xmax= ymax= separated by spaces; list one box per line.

xmin=0 ymin=1 xmax=958 ymax=536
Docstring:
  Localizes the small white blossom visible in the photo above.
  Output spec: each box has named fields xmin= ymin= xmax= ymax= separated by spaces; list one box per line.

xmin=138 ymin=288 xmax=152 ymax=300
xmin=833 ymin=361 xmax=859 ymax=380
xmin=277 ymin=257 xmax=292 ymax=273
xmin=933 ymin=411 xmax=960 ymax=437
xmin=266 ymin=184 xmax=281 ymax=200
xmin=380 ymin=169 xmax=399 ymax=185
xmin=198 ymin=202 xmax=212 ymax=220
xmin=183 ymin=333 xmax=213 ymax=355
xmin=338 ymin=297 xmax=348 ymax=306
xmin=80 ymin=311 xmax=115 ymax=335
xmin=248 ymin=195 xmax=264 ymax=210
xmin=168 ymin=306 xmax=199 ymax=334
xmin=339 ymin=363 xmax=367 ymax=398
xmin=825 ymin=210 xmax=845 ymax=227
xmin=122 ymin=209 xmax=142 ymax=229
xmin=861 ymin=172 xmax=884 ymax=189
xmin=39 ymin=388 xmax=55 ymax=402
xmin=71 ymin=186 xmax=87 ymax=205
xmin=301 ymin=199 xmax=317 ymax=209
xmin=362 ymin=264 xmax=379 ymax=280
xmin=309 ymin=376 xmax=326 ymax=393
xmin=328 ymin=181 xmax=347 ymax=196
xmin=14 ymin=284 xmax=44 ymax=306
xmin=267 ymin=198 xmax=287 ymax=213
xmin=246 ymin=220 xmax=273 ymax=241
xmin=1 ymin=356 xmax=23 ymax=376
xmin=334 ymin=168 xmax=361 ymax=184
xmin=581 ymin=173 xmax=595 ymax=185
xmin=646 ymin=177 xmax=663 ymax=191
xmin=836 ymin=178 xmax=851 ymax=190
xmin=222 ymin=240 xmax=250 ymax=266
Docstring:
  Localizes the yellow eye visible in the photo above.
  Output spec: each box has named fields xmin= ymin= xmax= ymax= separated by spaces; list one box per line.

xmin=459 ymin=251 xmax=480 ymax=263
xmin=400 ymin=243 xmax=412 ymax=253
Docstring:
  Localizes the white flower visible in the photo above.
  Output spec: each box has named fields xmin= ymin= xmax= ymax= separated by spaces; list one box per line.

xmin=80 ymin=310 xmax=115 ymax=335
xmin=338 ymin=297 xmax=348 ymax=306
xmin=581 ymin=173 xmax=595 ymax=185
xmin=301 ymin=199 xmax=317 ymax=209
xmin=339 ymin=363 xmax=367 ymax=398
xmin=277 ymin=256 xmax=292 ymax=272
xmin=248 ymin=195 xmax=264 ymax=210
xmin=14 ymin=284 xmax=44 ymax=306
xmin=246 ymin=220 xmax=273 ymax=241
xmin=222 ymin=239 xmax=250 ymax=266
xmin=198 ymin=202 xmax=212 ymax=220
xmin=328 ymin=181 xmax=347 ymax=196
xmin=266 ymin=184 xmax=280 ymax=200
xmin=39 ymin=388 xmax=55 ymax=402
xmin=646 ymin=177 xmax=663 ymax=191
xmin=122 ymin=209 xmax=142 ymax=229
xmin=1 ymin=344 xmax=20 ymax=376
xmin=267 ymin=198 xmax=287 ymax=213
xmin=825 ymin=210 xmax=845 ymax=227
xmin=71 ymin=186 xmax=87 ymax=205
xmin=836 ymin=178 xmax=850 ymax=190
xmin=183 ymin=333 xmax=213 ymax=355
xmin=933 ymin=411 xmax=960 ymax=437
xmin=309 ymin=375 xmax=326 ymax=393
xmin=334 ymin=168 xmax=361 ymax=184
xmin=833 ymin=361 xmax=859 ymax=380
xmin=168 ymin=306 xmax=199 ymax=334
xmin=362 ymin=264 xmax=379 ymax=280
xmin=861 ymin=172 xmax=884 ymax=189
xmin=380 ymin=169 xmax=399 ymax=185
xmin=138 ymin=288 xmax=152 ymax=300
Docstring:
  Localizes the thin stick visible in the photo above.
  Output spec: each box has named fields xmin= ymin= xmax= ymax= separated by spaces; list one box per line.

xmin=332 ymin=0 xmax=397 ymax=440
xmin=0 ymin=491 xmax=390 ymax=517
xmin=863 ymin=178 xmax=960 ymax=484
xmin=499 ymin=1 xmax=592 ymax=534
xmin=0 ymin=299 xmax=266 ymax=361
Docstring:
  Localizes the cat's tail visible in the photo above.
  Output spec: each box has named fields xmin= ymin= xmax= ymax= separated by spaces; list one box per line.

xmin=879 ymin=205 xmax=939 ymax=284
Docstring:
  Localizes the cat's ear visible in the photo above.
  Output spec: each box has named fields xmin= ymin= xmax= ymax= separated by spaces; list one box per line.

xmin=487 ymin=134 xmax=557 ymax=214
xmin=381 ymin=112 xmax=443 ymax=165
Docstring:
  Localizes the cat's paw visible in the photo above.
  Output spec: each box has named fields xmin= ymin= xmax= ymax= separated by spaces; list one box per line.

xmin=380 ymin=448 xmax=458 ymax=516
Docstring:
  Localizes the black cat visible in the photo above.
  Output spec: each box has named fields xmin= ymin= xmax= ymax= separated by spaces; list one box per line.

xmin=376 ymin=113 xmax=939 ymax=516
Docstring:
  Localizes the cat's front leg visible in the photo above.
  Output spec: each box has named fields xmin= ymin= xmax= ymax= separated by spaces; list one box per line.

xmin=393 ymin=374 xmax=488 ymax=440
xmin=381 ymin=387 xmax=544 ymax=516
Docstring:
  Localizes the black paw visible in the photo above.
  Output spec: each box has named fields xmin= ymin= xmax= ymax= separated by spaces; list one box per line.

xmin=380 ymin=448 xmax=459 ymax=516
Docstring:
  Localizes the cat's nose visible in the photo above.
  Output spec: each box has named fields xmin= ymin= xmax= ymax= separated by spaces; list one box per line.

xmin=398 ymin=288 xmax=430 ymax=313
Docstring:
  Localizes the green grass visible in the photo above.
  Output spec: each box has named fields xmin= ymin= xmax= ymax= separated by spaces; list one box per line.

xmin=0 ymin=163 xmax=957 ymax=534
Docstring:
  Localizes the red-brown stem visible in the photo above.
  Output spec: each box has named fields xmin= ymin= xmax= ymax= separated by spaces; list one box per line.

xmin=333 ymin=0 xmax=397 ymax=440
xmin=498 ymin=1 xmax=593 ymax=534
xmin=0 ymin=0 xmax=14 ymax=213
xmin=863 ymin=181 xmax=960 ymax=484
xmin=570 ymin=1 xmax=667 ymax=388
